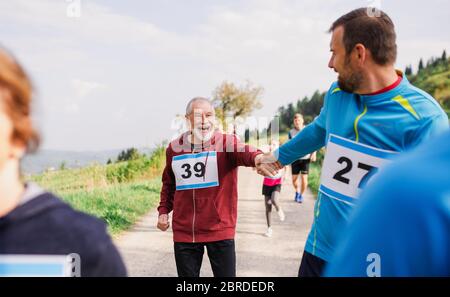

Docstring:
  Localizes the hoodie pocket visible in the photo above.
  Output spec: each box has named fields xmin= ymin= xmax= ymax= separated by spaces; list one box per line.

xmin=194 ymin=197 xmax=222 ymax=233
xmin=172 ymin=195 xmax=193 ymax=233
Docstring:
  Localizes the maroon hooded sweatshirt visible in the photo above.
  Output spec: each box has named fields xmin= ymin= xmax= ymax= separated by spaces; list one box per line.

xmin=158 ymin=131 xmax=262 ymax=243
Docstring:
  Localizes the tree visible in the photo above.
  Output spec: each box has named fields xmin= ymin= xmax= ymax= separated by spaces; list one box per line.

xmin=117 ymin=148 xmax=142 ymax=162
xmin=405 ymin=65 xmax=412 ymax=76
xmin=277 ymin=106 xmax=289 ymax=132
xmin=418 ymin=58 xmax=424 ymax=72
xmin=442 ymin=50 xmax=447 ymax=62
xmin=106 ymin=158 xmax=112 ymax=165
xmin=286 ymin=103 xmax=295 ymax=127
xmin=297 ymin=96 xmax=308 ymax=113
xmin=212 ymin=81 xmax=263 ymax=132
xmin=244 ymin=128 xmax=250 ymax=143
xmin=59 ymin=161 xmax=67 ymax=171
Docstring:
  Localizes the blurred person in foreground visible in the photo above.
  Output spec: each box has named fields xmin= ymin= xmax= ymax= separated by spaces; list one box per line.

xmin=0 ymin=47 xmax=127 ymax=277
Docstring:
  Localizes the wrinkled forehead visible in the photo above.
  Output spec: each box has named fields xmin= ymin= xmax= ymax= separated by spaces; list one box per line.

xmin=190 ymin=100 xmax=214 ymax=114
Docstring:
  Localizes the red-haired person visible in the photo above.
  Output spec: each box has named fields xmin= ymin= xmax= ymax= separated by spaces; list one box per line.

xmin=0 ymin=48 xmax=126 ymax=277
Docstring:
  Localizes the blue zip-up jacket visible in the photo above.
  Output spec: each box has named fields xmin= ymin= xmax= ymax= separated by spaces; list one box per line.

xmin=325 ymin=130 xmax=450 ymax=276
xmin=275 ymin=73 xmax=448 ymax=262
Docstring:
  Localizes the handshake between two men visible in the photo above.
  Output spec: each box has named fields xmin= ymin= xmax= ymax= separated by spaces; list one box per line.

xmin=157 ymin=152 xmax=285 ymax=233
xmin=254 ymin=153 xmax=284 ymax=177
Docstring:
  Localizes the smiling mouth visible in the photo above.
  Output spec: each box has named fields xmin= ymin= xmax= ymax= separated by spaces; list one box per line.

xmin=194 ymin=126 xmax=212 ymax=136
xmin=196 ymin=125 xmax=211 ymax=131
xmin=192 ymin=125 xmax=214 ymax=142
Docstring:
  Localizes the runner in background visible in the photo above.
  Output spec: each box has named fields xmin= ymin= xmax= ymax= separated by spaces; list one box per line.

xmin=288 ymin=114 xmax=316 ymax=203
xmin=262 ymin=140 xmax=286 ymax=237
xmin=256 ymin=8 xmax=449 ymax=276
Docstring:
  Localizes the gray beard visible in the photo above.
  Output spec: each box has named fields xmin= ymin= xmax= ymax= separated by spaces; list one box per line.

xmin=192 ymin=127 xmax=214 ymax=143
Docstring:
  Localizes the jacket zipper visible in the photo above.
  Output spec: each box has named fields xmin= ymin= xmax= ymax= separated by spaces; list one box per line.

xmin=354 ymin=103 xmax=367 ymax=142
xmin=190 ymin=141 xmax=209 ymax=243
xmin=192 ymin=190 xmax=196 ymax=243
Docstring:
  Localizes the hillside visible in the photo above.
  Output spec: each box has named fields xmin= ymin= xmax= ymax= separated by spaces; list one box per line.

xmin=30 ymin=147 xmax=166 ymax=236
xmin=274 ymin=52 xmax=449 ymax=132
xmin=406 ymin=53 xmax=450 ymax=115
xmin=269 ymin=52 xmax=449 ymax=197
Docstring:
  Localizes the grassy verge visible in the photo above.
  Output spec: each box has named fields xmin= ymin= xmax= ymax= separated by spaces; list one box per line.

xmin=29 ymin=147 xmax=165 ymax=236
xmin=308 ymin=162 xmax=321 ymax=196
xmin=60 ymin=179 xmax=161 ymax=236
xmin=309 ymin=149 xmax=324 ymax=196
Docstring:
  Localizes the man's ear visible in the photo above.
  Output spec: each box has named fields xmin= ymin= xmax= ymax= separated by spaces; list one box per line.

xmin=354 ymin=43 xmax=367 ymax=66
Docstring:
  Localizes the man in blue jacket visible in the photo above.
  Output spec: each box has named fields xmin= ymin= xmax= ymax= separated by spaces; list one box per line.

xmin=256 ymin=7 xmax=448 ymax=276
xmin=325 ymin=131 xmax=450 ymax=277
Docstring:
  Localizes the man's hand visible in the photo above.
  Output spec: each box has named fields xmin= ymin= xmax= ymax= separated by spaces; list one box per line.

xmin=157 ymin=214 xmax=170 ymax=231
xmin=255 ymin=153 xmax=284 ymax=177
xmin=311 ymin=152 xmax=317 ymax=162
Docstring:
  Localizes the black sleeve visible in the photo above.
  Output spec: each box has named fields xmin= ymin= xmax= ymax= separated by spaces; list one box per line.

xmin=83 ymin=236 xmax=127 ymax=277
xmin=67 ymin=210 xmax=128 ymax=277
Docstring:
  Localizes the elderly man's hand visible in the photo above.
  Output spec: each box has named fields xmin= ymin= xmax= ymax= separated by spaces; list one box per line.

xmin=157 ymin=214 xmax=170 ymax=231
xmin=255 ymin=153 xmax=284 ymax=177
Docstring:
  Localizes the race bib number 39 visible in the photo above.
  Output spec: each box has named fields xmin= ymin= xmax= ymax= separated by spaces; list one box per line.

xmin=172 ymin=151 xmax=219 ymax=191
xmin=319 ymin=134 xmax=397 ymax=204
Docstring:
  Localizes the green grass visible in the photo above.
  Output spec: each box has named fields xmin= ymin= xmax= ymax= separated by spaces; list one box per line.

xmin=307 ymin=148 xmax=324 ymax=197
xmin=60 ymin=179 xmax=162 ymax=236
xmin=409 ymin=57 xmax=450 ymax=110
xmin=308 ymin=162 xmax=321 ymax=196
xmin=29 ymin=147 xmax=165 ymax=236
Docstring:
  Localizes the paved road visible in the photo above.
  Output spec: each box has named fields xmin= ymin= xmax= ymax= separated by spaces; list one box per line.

xmin=115 ymin=167 xmax=315 ymax=276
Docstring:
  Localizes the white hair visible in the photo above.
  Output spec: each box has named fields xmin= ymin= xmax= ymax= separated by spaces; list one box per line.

xmin=185 ymin=97 xmax=212 ymax=115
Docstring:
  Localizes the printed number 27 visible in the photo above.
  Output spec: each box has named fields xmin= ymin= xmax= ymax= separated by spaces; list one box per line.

xmin=333 ymin=157 xmax=378 ymax=189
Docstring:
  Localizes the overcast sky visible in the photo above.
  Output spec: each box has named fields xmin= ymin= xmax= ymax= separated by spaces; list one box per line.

xmin=1 ymin=0 xmax=449 ymax=151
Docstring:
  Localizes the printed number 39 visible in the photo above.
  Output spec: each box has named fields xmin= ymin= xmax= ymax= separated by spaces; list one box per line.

xmin=333 ymin=156 xmax=378 ymax=189
xmin=181 ymin=162 xmax=206 ymax=179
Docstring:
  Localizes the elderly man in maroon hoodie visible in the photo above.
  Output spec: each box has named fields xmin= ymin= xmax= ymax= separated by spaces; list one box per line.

xmin=157 ymin=97 xmax=265 ymax=277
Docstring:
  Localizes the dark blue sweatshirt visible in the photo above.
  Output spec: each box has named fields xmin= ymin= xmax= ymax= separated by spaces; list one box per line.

xmin=0 ymin=187 xmax=127 ymax=277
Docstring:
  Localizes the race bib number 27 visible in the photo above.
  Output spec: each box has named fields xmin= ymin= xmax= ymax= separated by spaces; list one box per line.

xmin=319 ymin=134 xmax=397 ymax=205
xmin=172 ymin=151 xmax=219 ymax=191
